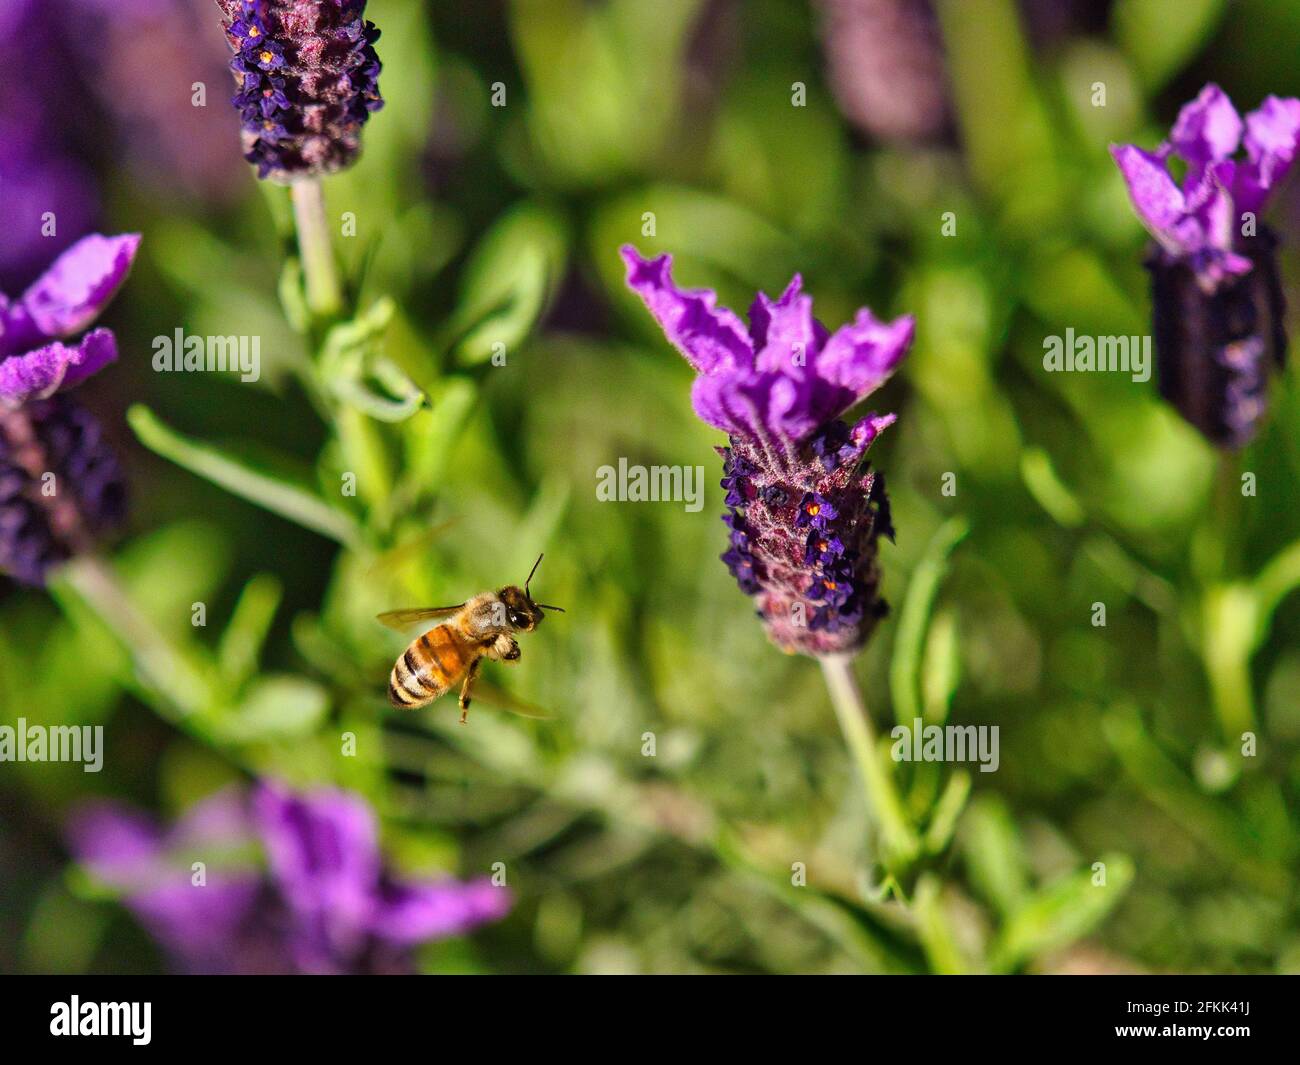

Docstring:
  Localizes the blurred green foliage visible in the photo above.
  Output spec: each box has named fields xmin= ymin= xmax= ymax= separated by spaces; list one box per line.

xmin=2 ymin=0 xmax=1299 ymax=974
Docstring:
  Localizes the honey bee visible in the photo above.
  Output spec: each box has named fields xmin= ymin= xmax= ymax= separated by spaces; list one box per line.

xmin=377 ymin=554 xmax=563 ymax=723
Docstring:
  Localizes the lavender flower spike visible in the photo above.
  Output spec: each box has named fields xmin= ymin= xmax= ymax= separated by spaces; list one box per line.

xmin=0 ymin=234 xmax=137 ymax=585
xmin=1111 ymin=84 xmax=1300 ymax=447
xmin=216 ymin=0 xmax=384 ymax=182
xmin=622 ymin=246 xmax=911 ymax=656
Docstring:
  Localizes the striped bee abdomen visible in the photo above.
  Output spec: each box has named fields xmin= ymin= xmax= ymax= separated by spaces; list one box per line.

xmin=388 ymin=625 xmax=467 ymax=709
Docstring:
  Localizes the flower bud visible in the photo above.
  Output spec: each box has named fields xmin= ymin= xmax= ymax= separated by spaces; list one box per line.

xmin=216 ymin=0 xmax=383 ymax=182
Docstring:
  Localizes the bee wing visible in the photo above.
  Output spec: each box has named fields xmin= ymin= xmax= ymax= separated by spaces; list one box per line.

xmin=473 ymin=680 xmax=555 ymax=720
xmin=376 ymin=605 xmax=464 ymax=630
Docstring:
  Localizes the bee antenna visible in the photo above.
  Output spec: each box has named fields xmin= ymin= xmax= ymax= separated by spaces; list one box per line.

xmin=524 ymin=553 xmax=544 ymax=596
xmin=535 ymin=603 xmax=565 ymax=613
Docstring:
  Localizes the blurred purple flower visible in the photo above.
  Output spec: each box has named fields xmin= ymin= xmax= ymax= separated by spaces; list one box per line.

xmin=0 ymin=0 xmax=100 ymax=289
xmin=1111 ymin=85 xmax=1300 ymax=289
xmin=1112 ymin=85 xmax=1298 ymax=447
xmin=817 ymin=0 xmax=952 ymax=145
xmin=68 ymin=782 xmax=511 ymax=974
xmin=215 ymin=0 xmax=384 ymax=182
xmin=0 ymin=234 xmax=137 ymax=586
xmin=62 ymin=0 xmax=249 ymax=204
xmin=622 ymin=246 xmax=910 ymax=656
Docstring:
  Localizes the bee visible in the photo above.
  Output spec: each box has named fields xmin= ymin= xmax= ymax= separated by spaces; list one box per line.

xmin=377 ymin=554 xmax=563 ymax=723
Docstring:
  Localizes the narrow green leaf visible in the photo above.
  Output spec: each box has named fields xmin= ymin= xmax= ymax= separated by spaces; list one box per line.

xmin=889 ymin=517 xmax=970 ymax=726
xmin=988 ymin=855 xmax=1134 ymax=973
xmin=128 ymin=405 xmax=361 ymax=546
xmin=923 ymin=770 xmax=971 ymax=855
xmin=1113 ymin=0 xmax=1227 ymax=91
xmin=913 ymin=873 xmax=972 ymax=974
xmin=401 ymin=378 xmax=478 ymax=495
xmin=218 ymin=574 xmax=283 ymax=687
xmin=961 ymin=794 xmax=1031 ymax=918
xmin=215 ymin=675 xmax=330 ymax=743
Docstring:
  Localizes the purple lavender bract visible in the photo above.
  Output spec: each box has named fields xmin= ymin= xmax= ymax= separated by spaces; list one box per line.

xmin=621 ymin=246 xmax=911 ymax=656
xmin=0 ymin=234 xmax=139 ymax=586
xmin=1111 ymin=84 xmax=1300 ymax=447
xmin=68 ymin=782 xmax=512 ymax=975
xmin=216 ymin=0 xmax=383 ymax=182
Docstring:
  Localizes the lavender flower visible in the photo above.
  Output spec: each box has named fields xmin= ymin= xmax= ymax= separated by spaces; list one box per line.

xmin=1111 ymin=84 xmax=1300 ymax=447
xmin=621 ymin=247 xmax=911 ymax=656
xmin=216 ymin=0 xmax=383 ymax=182
xmin=68 ymin=782 xmax=512 ymax=975
xmin=0 ymin=234 xmax=138 ymax=586
xmin=0 ymin=0 xmax=100 ymax=289
xmin=817 ymin=0 xmax=952 ymax=144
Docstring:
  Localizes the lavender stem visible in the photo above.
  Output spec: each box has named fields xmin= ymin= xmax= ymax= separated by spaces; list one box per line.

xmin=818 ymin=652 xmax=920 ymax=869
xmin=291 ymin=178 xmax=343 ymax=318
xmin=62 ymin=555 xmax=210 ymax=719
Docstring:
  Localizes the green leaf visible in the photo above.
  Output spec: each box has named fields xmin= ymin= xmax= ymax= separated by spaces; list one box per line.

xmin=961 ymin=794 xmax=1031 ymax=919
xmin=321 ymin=296 xmax=396 ymax=364
xmin=215 ymin=675 xmax=330 ymax=743
xmin=913 ymin=873 xmax=971 ymax=974
xmin=128 ymin=405 xmax=362 ymax=547
xmin=1020 ymin=447 xmax=1085 ymax=528
xmin=1113 ymin=0 xmax=1227 ymax=91
xmin=921 ymin=609 xmax=960 ymax=725
xmin=1102 ymin=705 xmax=1289 ymax=894
xmin=1254 ymin=539 xmax=1300 ymax=639
xmin=448 ymin=202 xmax=568 ymax=366
xmin=401 ymin=378 xmax=478 ymax=497
xmin=278 ymin=257 xmax=310 ymax=334
xmin=889 ymin=517 xmax=970 ymax=726
xmin=923 ymin=770 xmax=971 ymax=855
xmin=218 ymin=574 xmax=283 ymax=687
xmin=320 ymin=297 xmax=423 ymax=421
xmin=988 ymin=855 xmax=1134 ymax=973
xmin=332 ymin=370 xmax=423 ymax=423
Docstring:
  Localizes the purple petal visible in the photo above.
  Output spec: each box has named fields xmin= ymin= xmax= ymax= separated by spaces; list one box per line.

xmin=817 ymin=310 xmax=914 ymax=398
xmin=621 ymin=245 xmax=753 ymax=373
xmin=369 ymin=877 xmax=511 ymax=945
xmin=692 ymin=369 xmax=776 ymax=436
xmin=1233 ymin=95 xmax=1300 ymax=212
xmin=1167 ymin=83 xmax=1242 ymax=167
xmin=0 ymin=328 xmax=117 ymax=404
xmin=20 ymin=233 xmax=141 ymax=339
xmin=128 ymin=876 xmax=262 ymax=964
xmin=172 ymin=787 xmax=256 ymax=851
xmin=1110 ymin=144 xmax=1188 ymax=245
xmin=750 ymin=276 xmax=827 ymax=372
xmin=66 ymin=803 xmax=165 ymax=888
xmin=252 ymin=781 xmax=381 ymax=930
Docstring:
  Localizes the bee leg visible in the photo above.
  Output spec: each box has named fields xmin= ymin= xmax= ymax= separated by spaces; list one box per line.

xmin=490 ymin=634 xmax=521 ymax=662
xmin=458 ymin=660 xmax=481 ymax=725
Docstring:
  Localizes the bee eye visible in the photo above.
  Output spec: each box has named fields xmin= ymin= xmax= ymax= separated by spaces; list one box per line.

xmin=509 ymin=612 xmax=524 ymax=627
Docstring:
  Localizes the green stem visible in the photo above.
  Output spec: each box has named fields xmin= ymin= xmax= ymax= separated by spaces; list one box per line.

xmin=61 ymin=556 xmax=212 ymax=720
xmin=291 ymin=178 xmax=343 ymax=319
xmin=818 ymin=652 xmax=920 ymax=870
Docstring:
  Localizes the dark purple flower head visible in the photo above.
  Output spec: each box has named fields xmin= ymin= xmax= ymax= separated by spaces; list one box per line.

xmin=68 ymin=782 xmax=511 ymax=975
xmin=0 ymin=234 xmax=138 ymax=586
xmin=1111 ymin=84 xmax=1300 ymax=292
xmin=622 ymin=246 xmax=910 ymax=656
xmin=216 ymin=0 xmax=384 ymax=182
xmin=1111 ymin=85 xmax=1297 ymax=448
